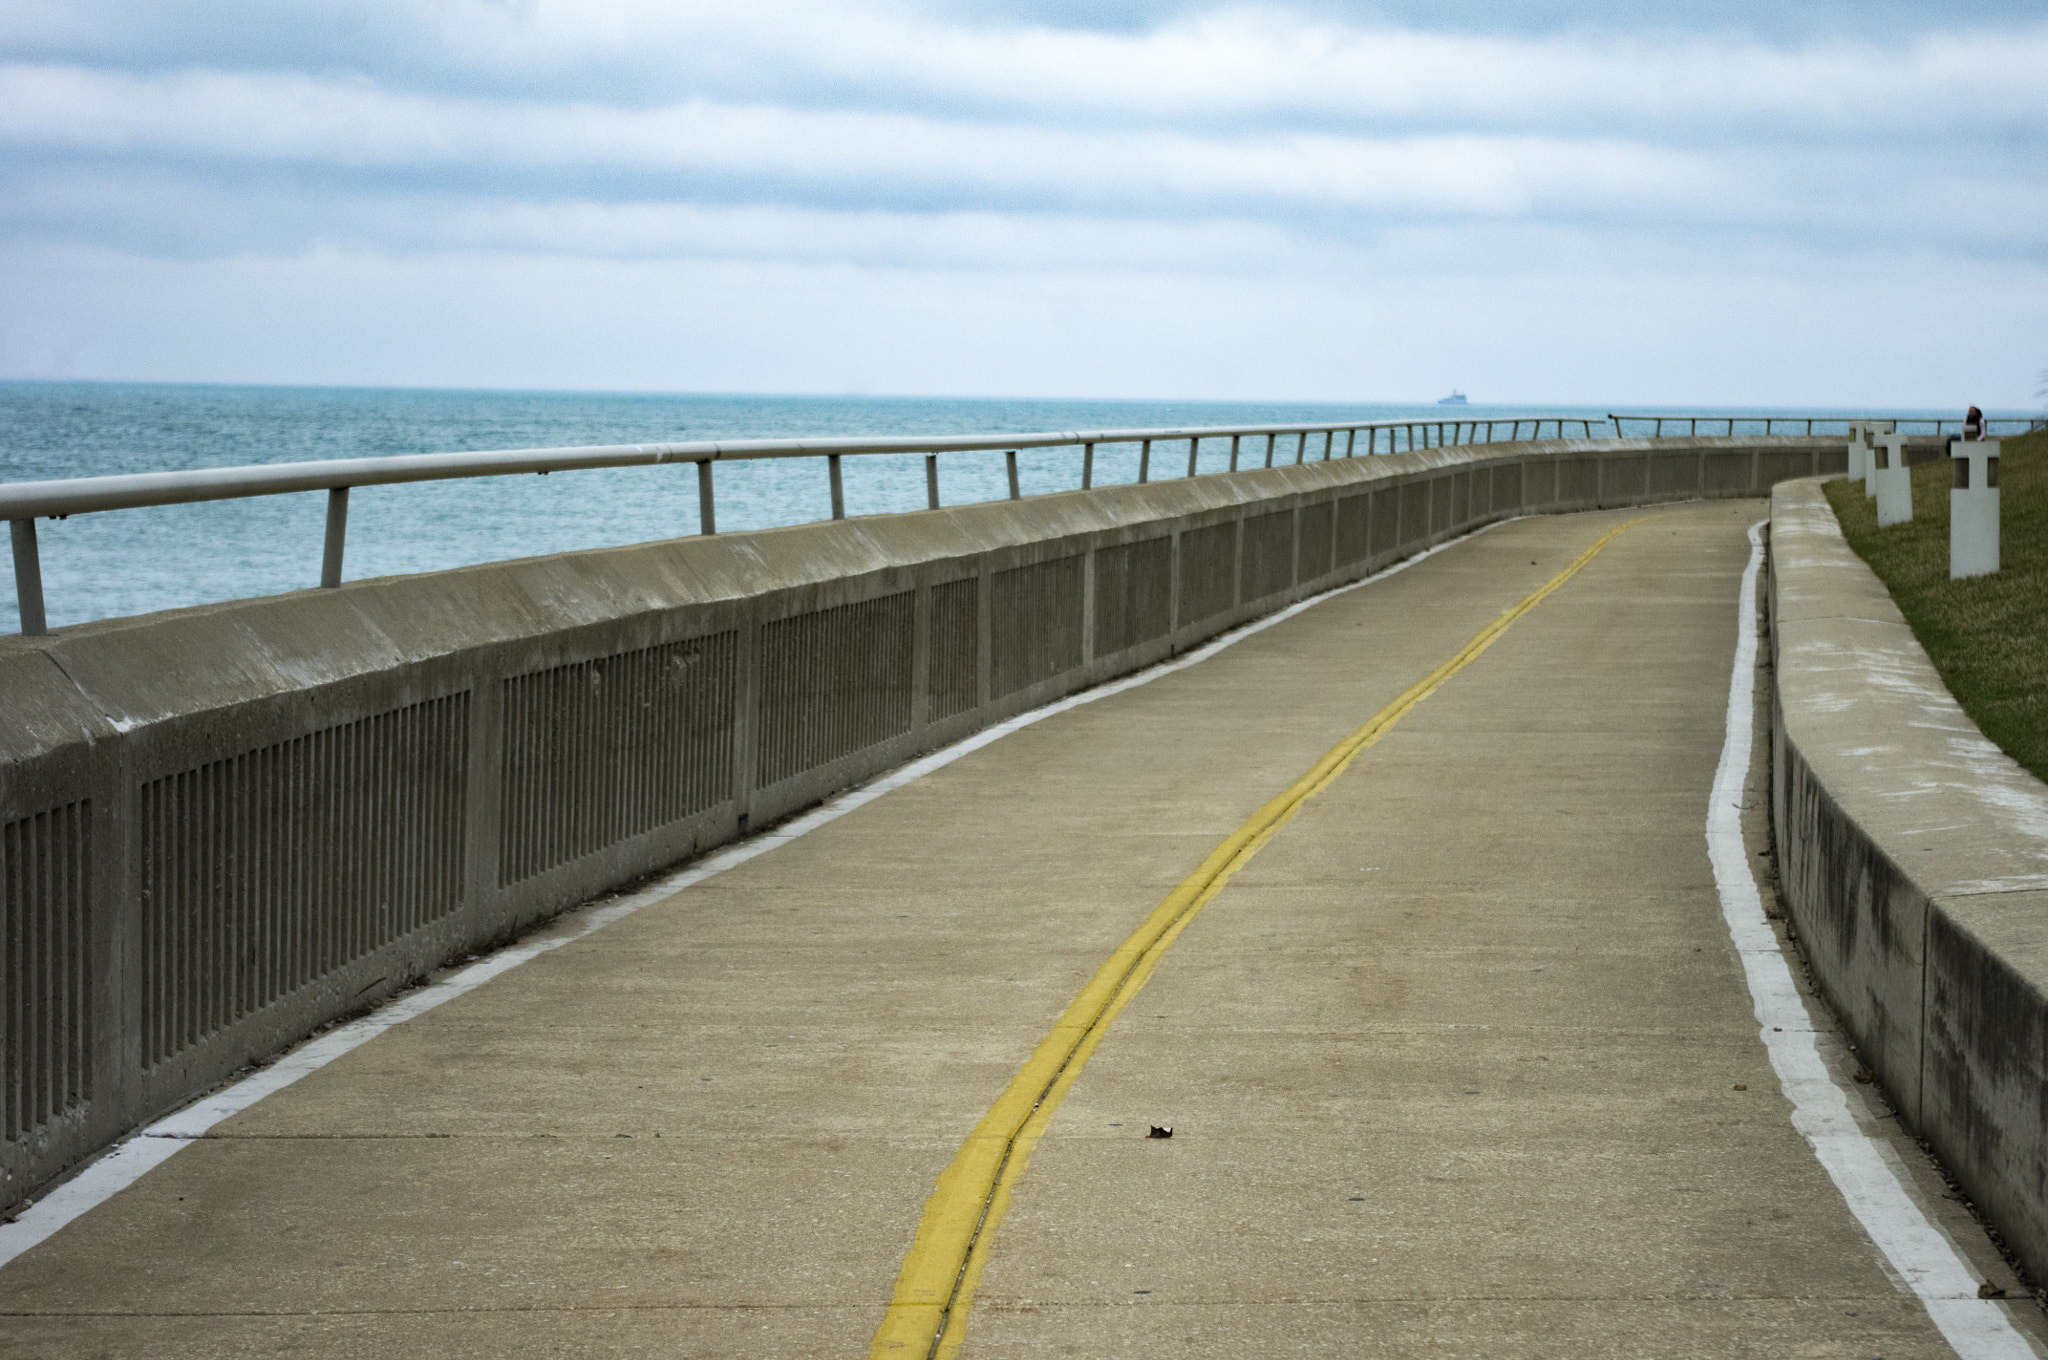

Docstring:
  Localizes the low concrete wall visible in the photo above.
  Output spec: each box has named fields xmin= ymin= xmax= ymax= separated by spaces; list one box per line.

xmin=1 ymin=434 xmax=1838 ymax=1204
xmin=1769 ymin=477 xmax=2048 ymax=1279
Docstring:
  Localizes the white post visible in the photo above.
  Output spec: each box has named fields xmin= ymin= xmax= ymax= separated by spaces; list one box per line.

xmin=1872 ymin=433 xmax=1912 ymax=527
xmin=1862 ymin=419 xmax=1894 ymax=498
xmin=1949 ymin=438 xmax=2000 ymax=580
xmin=1845 ymin=421 xmax=1870 ymax=485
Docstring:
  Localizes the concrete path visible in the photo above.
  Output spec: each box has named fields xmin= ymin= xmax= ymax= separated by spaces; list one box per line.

xmin=1 ymin=501 xmax=2038 ymax=1358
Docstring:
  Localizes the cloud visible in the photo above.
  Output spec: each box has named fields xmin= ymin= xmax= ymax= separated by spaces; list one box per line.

xmin=8 ymin=6 xmax=2048 ymax=131
xmin=0 ymin=64 xmax=1720 ymax=210
xmin=6 ymin=235 xmax=2042 ymax=406
xmin=2 ymin=56 xmax=2041 ymax=262
xmin=0 ymin=0 xmax=2042 ymax=401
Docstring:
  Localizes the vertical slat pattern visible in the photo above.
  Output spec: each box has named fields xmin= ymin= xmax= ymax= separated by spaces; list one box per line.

xmin=989 ymin=555 xmax=1086 ymax=700
xmin=1 ymin=801 xmax=91 ymax=1142
xmin=1370 ymin=488 xmax=1401 ymax=558
xmin=1560 ymin=457 xmax=1601 ymax=503
xmin=927 ymin=578 xmax=980 ymax=722
xmin=140 ymin=695 xmax=470 ymax=1067
xmin=756 ymin=596 xmax=915 ymax=787
xmin=1493 ymin=462 xmax=1524 ymax=513
xmin=1298 ymin=501 xmax=1335 ymax=582
xmin=1399 ymin=482 xmax=1431 ymax=545
xmin=1335 ymin=493 xmax=1372 ymax=566
xmin=1092 ymin=538 xmax=1172 ymax=657
xmin=501 ymin=633 xmax=739 ymax=884
xmin=1177 ymin=521 xmax=1237 ymax=627
xmin=1242 ymin=507 xmax=1296 ymax=602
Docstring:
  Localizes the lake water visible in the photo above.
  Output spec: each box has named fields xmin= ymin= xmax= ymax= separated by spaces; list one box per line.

xmin=0 ymin=381 xmax=1969 ymax=632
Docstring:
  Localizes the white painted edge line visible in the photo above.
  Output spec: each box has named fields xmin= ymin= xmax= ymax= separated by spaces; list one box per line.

xmin=1713 ymin=521 xmax=2037 ymax=1359
xmin=0 ymin=518 xmax=1512 ymax=1270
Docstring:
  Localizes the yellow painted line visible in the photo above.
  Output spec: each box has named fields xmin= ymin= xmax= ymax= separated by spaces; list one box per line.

xmin=868 ymin=515 xmax=1648 ymax=1359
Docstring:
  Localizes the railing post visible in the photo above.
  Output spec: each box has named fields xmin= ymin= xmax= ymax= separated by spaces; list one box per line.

xmin=1187 ymin=436 xmax=1199 ymax=477
xmin=1322 ymin=430 xmax=1333 ymax=459
xmin=1006 ymin=450 xmax=1021 ymax=500
xmin=1082 ymin=442 xmax=1095 ymax=489
xmin=1138 ymin=440 xmax=1151 ymax=483
xmin=1229 ymin=435 xmax=1240 ymax=471
xmin=697 ymin=460 xmax=717 ymax=534
xmin=320 ymin=487 xmax=349 ymax=588
xmin=829 ymin=454 xmax=846 ymax=519
xmin=10 ymin=518 xmax=48 ymax=637
xmin=1264 ymin=433 xmax=1275 ymax=468
xmin=926 ymin=454 xmax=940 ymax=510
xmin=1345 ymin=429 xmax=1356 ymax=457
xmin=1295 ymin=432 xmax=1306 ymax=464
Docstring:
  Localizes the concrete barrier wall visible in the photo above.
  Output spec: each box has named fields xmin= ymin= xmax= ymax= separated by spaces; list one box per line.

xmin=0 ymin=434 xmax=1839 ymax=1206
xmin=1768 ymin=477 xmax=2048 ymax=1280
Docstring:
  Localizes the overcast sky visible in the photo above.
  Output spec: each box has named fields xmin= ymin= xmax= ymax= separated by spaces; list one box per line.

xmin=1 ymin=0 xmax=2042 ymax=406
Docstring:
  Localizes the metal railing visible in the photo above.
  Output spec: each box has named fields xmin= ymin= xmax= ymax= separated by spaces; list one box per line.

xmin=1610 ymin=412 xmax=2047 ymax=438
xmin=2 ymin=415 xmax=1609 ymax=638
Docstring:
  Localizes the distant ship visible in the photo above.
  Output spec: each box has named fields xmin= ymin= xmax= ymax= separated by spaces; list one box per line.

xmin=1437 ymin=390 xmax=1468 ymax=406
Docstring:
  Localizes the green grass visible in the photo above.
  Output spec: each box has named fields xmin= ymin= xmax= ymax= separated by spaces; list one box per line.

xmin=1822 ymin=426 xmax=2048 ymax=784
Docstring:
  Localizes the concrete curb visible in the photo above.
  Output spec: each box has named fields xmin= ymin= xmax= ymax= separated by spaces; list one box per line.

xmin=1768 ymin=476 xmax=2048 ymax=1283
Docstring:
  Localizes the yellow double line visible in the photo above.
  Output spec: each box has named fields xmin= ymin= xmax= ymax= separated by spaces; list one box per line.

xmin=869 ymin=517 xmax=1645 ymax=1358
